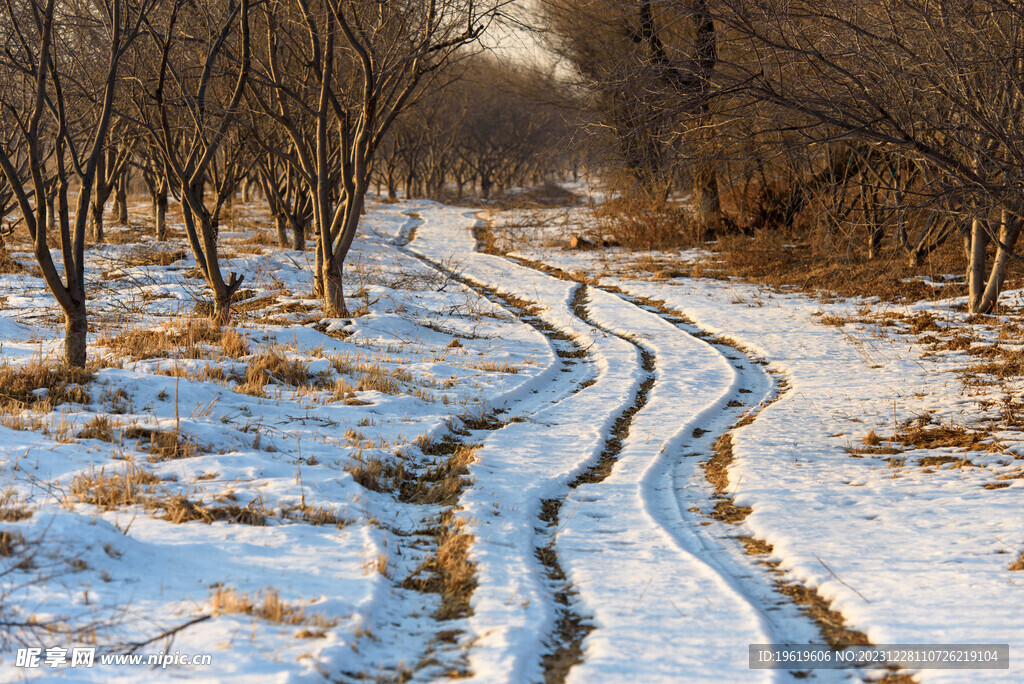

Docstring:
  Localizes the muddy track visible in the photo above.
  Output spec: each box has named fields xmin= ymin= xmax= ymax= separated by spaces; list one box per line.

xmin=496 ymin=252 xmax=914 ymax=683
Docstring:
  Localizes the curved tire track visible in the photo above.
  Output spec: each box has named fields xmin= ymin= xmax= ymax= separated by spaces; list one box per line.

xmin=404 ymin=206 xmax=897 ymax=682
xmin=504 ymin=253 xmax=907 ymax=683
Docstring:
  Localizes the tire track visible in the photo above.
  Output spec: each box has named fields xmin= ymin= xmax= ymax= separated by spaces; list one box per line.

xmin=500 ymin=252 xmax=912 ymax=683
xmin=537 ymin=285 xmax=655 ymax=683
xmin=398 ymin=239 xmax=619 ymax=681
xmin=361 ymin=216 xmax=616 ymax=679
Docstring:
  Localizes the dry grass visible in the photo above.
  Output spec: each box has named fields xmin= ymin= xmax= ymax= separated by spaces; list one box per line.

xmin=0 ymin=530 xmax=24 ymax=557
xmin=851 ymin=418 xmax=998 ymax=462
xmin=77 ymin=415 xmax=116 ymax=442
xmin=404 ymin=444 xmax=479 ymax=506
xmin=67 ymin=464 xmax=267 ymax=524
xmin=161 ymin=493 xmax=268 ymax=526
xmin=280 ymin=503 xmax=348 ymax=527
xmin=123 ymin=426 xmax=204 ymax=461
xmin=346 ymin=428 xmax=481 ymax=506
xmin=702 ymin=228 xmax=971 ymax=304
xmin=210 ymin=585 xmax=337 ymax=629
xmin=66 ymin=464 xmax=162 ymax=510
xmin=819 ymin=314 xmax=848 ymax=327
xmin=97 ymin=320 xmax=249 ymax=360
xmin=402 ymin=511 xmax=476 ymax=620
xmin=331 ymin=378 xmax=371 ymax=405
xmin=238 ymin=350 xmax=328 ymax=396
xmin=0 ymin=488 xmax=32 ymax=522
xmin=121 ymin=247 xmax=188 ymax=268
xmin=345 ymin=452 xmax=407 ymax=494
xmin=703 ymin=434 xmax=754 ymax=523
xmin=0 ymin=361 xmax=93 ymax=411
xmin=0 ymin=244 xmax=26 ymax=274
xmin=1010 ymin=552 xmax=1024 ymax=571
xmin=593 ymin=195 xmax=699 ymax=250
xmin=466 ymin=360 xmax=521 ymax=374
xmin=330 ymin=353 xmax=419 ymax=396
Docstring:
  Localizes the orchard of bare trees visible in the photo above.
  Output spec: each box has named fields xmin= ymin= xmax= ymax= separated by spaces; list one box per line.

xmin=7 ymin=0 xmax=1024 ymax=368
xmin=0 ymin=0 xmax=575 ymax=368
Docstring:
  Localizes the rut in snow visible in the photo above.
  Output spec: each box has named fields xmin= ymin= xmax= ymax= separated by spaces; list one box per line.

xmin=502 ymin=252 xmax=911 ymax=683
xmin=398 ymin=240 xmax=604 ymax=678
xmin=536 ymin=285 xmax=656 ymax=683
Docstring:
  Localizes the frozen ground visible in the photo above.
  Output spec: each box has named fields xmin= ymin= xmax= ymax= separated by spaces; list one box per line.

xmin=0 ymin=198 xmax=1021 ymax=682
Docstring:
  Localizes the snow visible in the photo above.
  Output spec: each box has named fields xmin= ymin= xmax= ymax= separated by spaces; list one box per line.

xmin=516 ymin=233 xmax=1024 ymax=683
xmin=0 ymin=196 xmax=1021 ymax=683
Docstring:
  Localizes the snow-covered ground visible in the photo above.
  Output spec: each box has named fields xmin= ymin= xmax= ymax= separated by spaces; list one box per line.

xmin=0 ymin=197 xmax=1021 ymax=682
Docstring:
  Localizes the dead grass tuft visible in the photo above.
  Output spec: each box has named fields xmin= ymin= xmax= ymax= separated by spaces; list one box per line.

xmin=98 ymin=320 xmax=248 ymax=360
xmin=0 ymin=529 xmax=24 ymax=557
xmin=703 ymin=228 xmax=969 ymax=304
xmin=345 ymin=440 xmax=479 ymax=507
xmin=0 ymin=361 xmax=93 ymax=411
xmin=345 ymin=451 xmax=407 ymax=494
xmin=121 ymin=247 xmax=188 ymax=268
xmin=238 ymin=350 xmax=329 ymax=396
xmin=210 ymin=585 xmax=337 ymax=628
xmin=123 ymin=426 xmax=203 ymax=461
xmin=594 ymin=195 xmax=699 ymax=250
xmin=0 ymin=243 xmax=26 ymax=274
xmin=402 ymin=511 xmax=476 ymax=620
xmin=405 ymin=445 xmax=479 ymax=506
xmin=67 ymin=464 xmax=161 ymax=510
xmin=1010 ymin=552 xmax=1024 ymax=571
xmin=77 ymin=415 xmax=116 ymax=442
xmin=162 ymin=496 xmax=267 ymax=525
xmin=280 ymin=503 xmax=348 ymax=527
xmin=67 ymin=464 xmax=270 ymax=525
xmin=0 ymin=488 xmax=32 ymax=522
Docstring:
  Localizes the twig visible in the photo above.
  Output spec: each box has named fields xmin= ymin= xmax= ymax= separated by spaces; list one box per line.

xmin=817 ymin=556 xmax=871 ymax=603
xmin=122 ymin=614 xmax=212 ymax=654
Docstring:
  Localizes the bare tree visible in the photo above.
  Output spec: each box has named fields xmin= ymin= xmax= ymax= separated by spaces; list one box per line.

xmin=90 ymin=139 xmax=132 ymax=242
xmin=131 ymin=0 xmax=252 ymax=322
xmin=250 ymin=0 xmax=505 ymax=316
xmin=0 ymin=0 xmax=155 ymax=366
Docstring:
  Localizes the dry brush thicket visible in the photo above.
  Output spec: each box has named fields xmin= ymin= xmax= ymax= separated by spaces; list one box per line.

xmin=540 ymin=0 xmax=1024 ymax=311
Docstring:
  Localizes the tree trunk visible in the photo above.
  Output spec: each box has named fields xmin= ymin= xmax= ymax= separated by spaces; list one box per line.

xmin=275 ymin=214 xmax=288 ymax=248
xmin=694 ymin=164 xmax=721 ymax=230
xmin=978 ymin=213 xmax=1021 ymax=313
xmin=212 ymin=291 xmax=231 ymax=324
xmin=322 ymin=254 xmax=346 ymax=316
xmin=64 ymin=306 xmax=87 ymax=368
xmin=46 ymin=192 xmax=56 ymax=232
xmin=869 ymin=227 xmax=883 ymax=260
xmin=313 ymin=234 xmax=324 ymax=298
xmin=155 ymin=185 xmax=168 ymax=241
xmin=91 ymin=202 xmax=104 ymax=243
xmin=292 ymin=218 xmax=305 ymax=251
xmin=968 ymin=217 xmax=991 ymax=312
xmin=867 ymin=194 xmax=883 ymax=260
xmin=115 ymin=171 xmax=128 ymax=224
